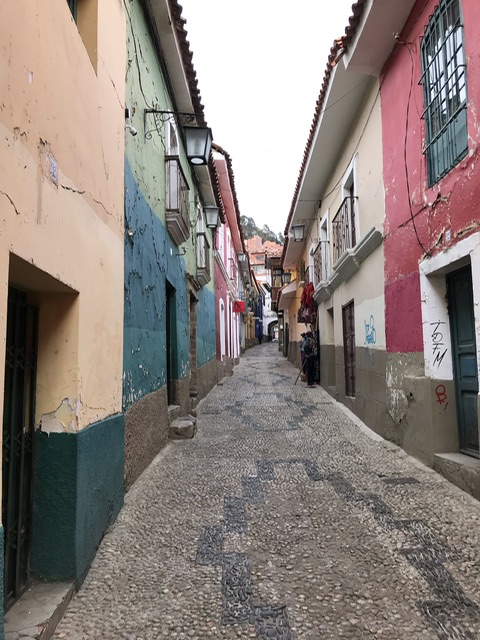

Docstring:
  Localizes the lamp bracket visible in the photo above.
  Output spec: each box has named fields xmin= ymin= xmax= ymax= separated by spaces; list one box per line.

xmin=143 ymin=109 xmax=200 ymax=141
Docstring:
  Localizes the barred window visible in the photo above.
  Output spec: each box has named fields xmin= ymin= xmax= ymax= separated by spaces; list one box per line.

xmin=420 ymin=0 xmax=467 ymax=186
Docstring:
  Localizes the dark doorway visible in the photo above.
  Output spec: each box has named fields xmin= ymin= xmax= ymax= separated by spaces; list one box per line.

xmin=447 ymin=266 xmax=479 ymax=456
xmin=166 ymin=281 xmax=177 ymax=405
xmin=2 ymin=287 xmax=38 ymax=608
xmin=342 ymin=301 xmax=356 ymax=397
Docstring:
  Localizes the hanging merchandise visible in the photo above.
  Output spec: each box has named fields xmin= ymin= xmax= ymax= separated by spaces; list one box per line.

xmin=233 ymin=300 xmax=245 ymax=313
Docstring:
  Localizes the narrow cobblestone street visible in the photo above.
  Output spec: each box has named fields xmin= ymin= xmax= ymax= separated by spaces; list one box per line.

xmin=53 ymin=343 xmax=480 ymax=640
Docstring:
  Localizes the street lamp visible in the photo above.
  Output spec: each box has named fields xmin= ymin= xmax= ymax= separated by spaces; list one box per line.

xmin=291 ymin=224 xmax=305 ymax=242
xmin=183 ymin=126 xmax=213 ymax=165
xmin=204 ymin=205 xmax=220 ymax=229
xmin=282 ymin=271 xmax=292 ymax=285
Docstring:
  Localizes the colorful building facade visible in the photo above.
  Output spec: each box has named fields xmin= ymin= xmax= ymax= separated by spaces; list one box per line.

xmin=0 ymin=0 xmax=126 ymax=619
xmin=378 ymin=0 xmax=480 ymax=491
xmin=123 ymin=0 xmax=220 ymax=489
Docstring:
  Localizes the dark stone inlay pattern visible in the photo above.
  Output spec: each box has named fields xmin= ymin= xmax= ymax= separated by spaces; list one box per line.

xmin=381 ymin=476 xmax=420 ymax=485
xmin=256 ymin=459 xmax=276 ymax=481
xmin=195 ymin=525 xmax=223 ymax=566
xmin=221 ymin=552 xmax=252 ymax=625
xmin=224 ymin=496 xmax=247 ymax=533
xmin=242 ymin=476 xmax=264 ymax=503
xmin=326 ymin=471 xmax=475 ymax=637
xmin=405 ymin=551 xmax=479 ymax=612
xmin=420 ymin=601 xmax=477 ymax=640
xmin=199 ymin=460 xmax=477 ymax=638
xmin=251 ymin=605 xmax=292 ymax=639
xmin=399 ymin=520 xmax=459 ymax=562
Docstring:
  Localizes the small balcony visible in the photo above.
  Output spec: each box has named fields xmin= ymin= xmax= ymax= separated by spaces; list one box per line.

xmin=196 ymin=232 xmax=211 ymax=287
xmin=332 ymin=196 xmax=357 ymax=263
xmin=312 ymin=241 xmax=329 ymax=286
xmin=166 ymin=156 xmax=190 ymax=246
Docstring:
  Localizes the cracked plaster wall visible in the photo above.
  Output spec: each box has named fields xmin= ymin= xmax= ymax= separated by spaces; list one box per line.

xmin=381 ymin=0 xmax=480 ymax=354
xmin=0 ymin=0 xmax=125 ymax=433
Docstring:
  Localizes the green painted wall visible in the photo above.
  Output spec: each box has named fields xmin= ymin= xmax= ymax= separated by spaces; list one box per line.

xmin=30 ymin=414 xmax=124 ymax=584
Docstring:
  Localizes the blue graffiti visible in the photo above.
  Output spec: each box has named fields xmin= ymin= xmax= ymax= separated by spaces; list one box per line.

xmin=364 ymin=315 xmax=377 ymax=345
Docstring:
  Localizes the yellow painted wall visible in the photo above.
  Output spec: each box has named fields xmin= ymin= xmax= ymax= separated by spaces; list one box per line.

xmin=0 ymin=0 xmax=126 ymax=431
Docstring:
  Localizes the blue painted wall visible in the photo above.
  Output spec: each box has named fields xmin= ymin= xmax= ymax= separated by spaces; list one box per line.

xmin=196 ymin=285 xmax=216 ymax=367
xmin=30 ymin=414 xmax=124 ymax=584
xmin=123 ymin=160 xmax=190 ymax=410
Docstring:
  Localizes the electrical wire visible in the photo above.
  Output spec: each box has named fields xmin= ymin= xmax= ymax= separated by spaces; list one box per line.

xmin=123 ymin=0 xmax=154 ymax=109
xmin=404 ymin=42 xmax=431 ymax=257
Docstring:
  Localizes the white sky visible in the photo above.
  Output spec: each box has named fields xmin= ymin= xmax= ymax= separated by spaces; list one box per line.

xmin=179 ymin=1 xmax=356 ymax=237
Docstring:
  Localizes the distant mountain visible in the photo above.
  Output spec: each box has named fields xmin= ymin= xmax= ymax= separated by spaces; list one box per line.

xmin=240 ymin=216 xmax=284 ymax=245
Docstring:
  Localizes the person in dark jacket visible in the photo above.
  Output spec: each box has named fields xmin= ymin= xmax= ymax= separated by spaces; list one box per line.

xmin=304 ymin=331 xmax=316 ymax=388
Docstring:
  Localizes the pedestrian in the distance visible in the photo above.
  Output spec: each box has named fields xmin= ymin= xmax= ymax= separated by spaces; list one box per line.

xmin=304 ymin=330 xmax=316 ymax=388
xmin=300 ymin=333 xmax=306 ymax=381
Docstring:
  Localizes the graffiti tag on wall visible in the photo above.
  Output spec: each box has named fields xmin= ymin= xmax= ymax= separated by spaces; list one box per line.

xmin=435 ymin=384 xmax=449 ymax=411
xmin=364 ymin=315 xmax=376 ymax=365
xmin=430 ymin=321 xmax=448 ymax=369
xmin=364 ymin=315 xmax=377 ymax=345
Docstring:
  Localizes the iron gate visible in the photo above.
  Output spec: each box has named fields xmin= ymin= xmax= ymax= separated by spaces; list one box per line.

xmin=2 ymin=287 xmax=38 ymax=607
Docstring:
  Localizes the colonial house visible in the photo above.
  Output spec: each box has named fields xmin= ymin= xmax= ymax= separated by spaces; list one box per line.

xmin=0 ymin=0 xmax=126 ymax=621
xmin=212 ymin=144 xmax=251 ymax=377
xmin=123 ymin=0 xmax=221 ymax=489
xmin=245 ymin=236 xmax=283 ymax=341
xmin=282 ymin=2 xmax=385 ymax=426
xmin=376 ymin=0 xmax=480 ymax=496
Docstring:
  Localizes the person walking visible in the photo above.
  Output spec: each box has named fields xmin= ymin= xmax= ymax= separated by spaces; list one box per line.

xmin=299 ymin=333 xmax=306 ymax=381
xmin=304 ymin=330 xmax=316 ymax=388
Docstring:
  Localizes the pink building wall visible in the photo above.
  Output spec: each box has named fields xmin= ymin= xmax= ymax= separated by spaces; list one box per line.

xmin=381 ymin=0 xmax=480 ymax=353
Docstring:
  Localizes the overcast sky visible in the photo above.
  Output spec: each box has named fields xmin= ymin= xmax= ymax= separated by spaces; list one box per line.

xmin=179 ymin=1 xmax=356 ymax=237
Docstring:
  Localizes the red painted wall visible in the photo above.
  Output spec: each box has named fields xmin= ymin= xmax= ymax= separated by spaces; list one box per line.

xmin=381 ymin=0 xmax=480 ymax=353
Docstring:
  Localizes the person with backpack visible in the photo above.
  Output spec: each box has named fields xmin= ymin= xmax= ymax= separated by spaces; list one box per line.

xmin=303 ymin=330 xmax=316 ymax=388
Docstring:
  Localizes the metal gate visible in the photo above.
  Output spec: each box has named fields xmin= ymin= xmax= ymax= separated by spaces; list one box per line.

xmin=2 ymin=287 xmax=38 ymax=607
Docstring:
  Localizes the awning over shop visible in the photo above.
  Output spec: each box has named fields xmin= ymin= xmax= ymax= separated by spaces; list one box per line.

xmin=277 ymin=281 xmax=297 ymax=311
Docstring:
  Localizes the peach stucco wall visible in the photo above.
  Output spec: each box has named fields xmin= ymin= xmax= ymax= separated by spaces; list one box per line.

xmin=0 ymin=0 xmax=126 ymax=430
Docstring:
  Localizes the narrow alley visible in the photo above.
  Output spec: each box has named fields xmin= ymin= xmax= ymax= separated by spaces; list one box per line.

xmin=47 ymin=342 xmax=480 ymax=640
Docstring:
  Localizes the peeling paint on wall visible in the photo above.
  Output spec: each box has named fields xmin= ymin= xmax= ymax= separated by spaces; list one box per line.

xmin=40 ymin=398 xmax=77 ymax=433
xmin=123 ymin=161 xmax=190 ymax=410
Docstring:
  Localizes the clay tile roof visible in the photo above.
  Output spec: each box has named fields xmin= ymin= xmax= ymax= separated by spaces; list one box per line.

xmin=169 ymin=1 xmax=224 ymax=215
xmin=283 ymin=0 xmax=368 ymax=237
xmin=169 ymin=1 xmax=207 ymax=126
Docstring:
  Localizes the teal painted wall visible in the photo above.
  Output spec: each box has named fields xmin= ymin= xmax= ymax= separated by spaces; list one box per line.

xmin=30 ymin=414 xmax=124 ymax=584
xmin=124 ymin=160 xmax=190 ymax=409
xmin=197 ymin=285 xmax=216 ymax=367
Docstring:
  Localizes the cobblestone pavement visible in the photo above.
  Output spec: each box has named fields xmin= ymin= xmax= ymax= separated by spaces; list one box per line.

xmin=53 ymin=343 xmax=480 ymax=639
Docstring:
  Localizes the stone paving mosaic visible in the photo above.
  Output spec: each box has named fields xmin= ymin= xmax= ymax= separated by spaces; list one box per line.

xmin=52 ymin=342 xmax=480 ymax=639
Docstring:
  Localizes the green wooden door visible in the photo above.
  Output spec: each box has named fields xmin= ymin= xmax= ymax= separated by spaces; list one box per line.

xmin=447 ymin=267 xmax=479 ymax=456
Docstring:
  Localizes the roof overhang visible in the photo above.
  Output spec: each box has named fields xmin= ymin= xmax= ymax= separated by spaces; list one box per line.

xmin=284 ymin=61 xmax=372 ymax=269
xmin=142 ymin=0 xmax=194 ymax=113
xmin=278 ymin=281 xmax=297 ymax=311
xmin=344 ymin=0 xmax=417 ymax=75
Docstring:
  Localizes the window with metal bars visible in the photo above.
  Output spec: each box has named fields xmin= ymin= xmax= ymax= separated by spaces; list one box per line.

xmin=420 ymin=0 xmax=467 ymax=186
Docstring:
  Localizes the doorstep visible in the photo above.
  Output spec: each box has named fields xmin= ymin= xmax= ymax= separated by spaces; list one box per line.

xmin=433 ymin=452 xmax=480 ymax=501
xmin=5 ymin=582 xmax=74 ymax=640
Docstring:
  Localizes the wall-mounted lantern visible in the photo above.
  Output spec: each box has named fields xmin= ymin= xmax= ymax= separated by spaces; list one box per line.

xmin=291 ymin=224 xmax=305 ymax=242
xmin=204 ymin=205 xmax=220 ymax=229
